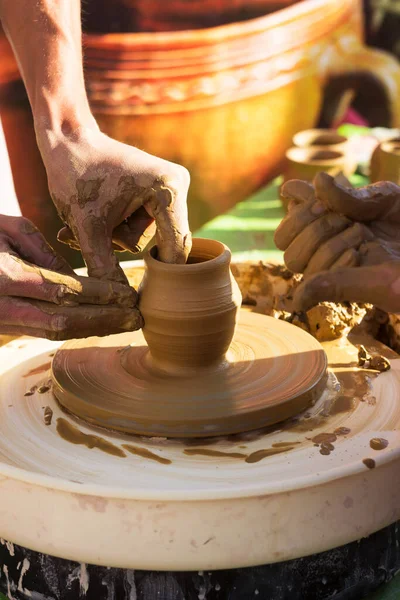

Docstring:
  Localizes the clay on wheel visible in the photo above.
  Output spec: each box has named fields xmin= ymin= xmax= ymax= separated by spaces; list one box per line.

xmin=51 ymin=311 xmax=327 ymax=438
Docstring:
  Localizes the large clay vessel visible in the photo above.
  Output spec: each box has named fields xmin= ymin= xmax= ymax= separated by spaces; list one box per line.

xmin=138 ymin=238 xmax=242 ymax=373
xmin=84 ymin=0 xmax=297 ymax=33
xmin=84 ymin=0 xmax=400 ymax=229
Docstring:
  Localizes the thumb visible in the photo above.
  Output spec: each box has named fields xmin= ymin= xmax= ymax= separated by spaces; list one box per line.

xmin=314 ymin=172 xmax=400 ymax=222
xmin=71 ymin=216 xmax=128 ymax=285
xmin=293 ymin=263 xmax=400 ymax=313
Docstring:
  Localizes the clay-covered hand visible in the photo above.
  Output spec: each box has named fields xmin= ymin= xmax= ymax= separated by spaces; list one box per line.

xmin=0 ymin=215 xmax=142 ymax=340
xmin=274 ymin=173 xmax=400 ymax=313
xmin=44 ymin=131 xmax=191 ymax=285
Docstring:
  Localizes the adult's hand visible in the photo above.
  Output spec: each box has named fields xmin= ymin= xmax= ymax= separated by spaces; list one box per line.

xmin=0 ymin=0 xmax=192 ymax=287
xmin=44 ymin=130 xmax=191 ymax=285
xmin=0 ymin=215 xmax=141 ymax=340
xmin=274 ymin=173 xmax=400 ymax=313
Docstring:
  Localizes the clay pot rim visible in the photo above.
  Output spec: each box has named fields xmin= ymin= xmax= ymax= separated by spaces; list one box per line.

xmin=145 ymin=238 xmax=231 ymax=272
xmin=381 ymin=138 xmax=400 ymax=155
xmin=286 ymin=146 xmax=345 ymax=164
xmin=293 ymin=129 xmax=347 ymax=148
xmin=83 ymin=0 xmax=352 ymax=50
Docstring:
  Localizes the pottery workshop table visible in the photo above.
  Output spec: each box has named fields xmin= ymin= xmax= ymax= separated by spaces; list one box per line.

xmin=196 ymin=173 xmax=400 ymax=600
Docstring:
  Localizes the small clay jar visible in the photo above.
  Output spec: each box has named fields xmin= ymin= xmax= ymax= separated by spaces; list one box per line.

xmin=292 ymin=128 xmax=348 ymax=154
xmin=283 ymin=146 xmax=350 ymax=183
xmin=138 ymin=238 xmax=242 ymax=374
xmin=370 ymin=138 xmax=400 ymax=184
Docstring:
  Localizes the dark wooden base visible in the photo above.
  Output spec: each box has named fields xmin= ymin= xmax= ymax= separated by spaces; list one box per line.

xmin=1 ymin=522 xmax=399 ymax=599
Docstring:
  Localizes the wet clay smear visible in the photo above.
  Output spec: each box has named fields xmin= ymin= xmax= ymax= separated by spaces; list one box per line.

xmin=369 ymin=437 xmax=389 ymax=451
xmin=123 ymin=444 xmax=171 ymax=465
xmin=23 ymin=362 xmax=51 ymax=378
xmin=37 ymin=385 xmax=51 ymax=394
xmin=56 ymin=418 xmax=126 ymax=458
xmin=245 ymin=446 xmax=295 ymax=464
xmin=363 ymin=458 xmax=376 ymax=469
xmin=311 ymin=433 xmax=337 ymax=456
xmin=184 ymin=448 xmax=247 ymax=459
xmin=44 ymin=406 xmax=53 ymax=426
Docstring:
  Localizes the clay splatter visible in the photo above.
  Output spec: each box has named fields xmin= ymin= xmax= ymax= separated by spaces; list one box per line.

xmin=311 ymin=433 xmax=337 ymax=444
xmin=56 ymin=418 xmax=126 ymax=458
xmin=363 ymin=458 xmax=376 ymax=469
xmin=123 ymin=444 xmax=171 ymax=465
xmin=320 ymin=442 xmax=335 ymax=456
xmin=44 ymin=406 xmax=53 ymax=426
xmin=24 ymin=386 xmax=36 ymax=397
xmin=245 ymin=446 xmax=294 ymax=464
xmin=184 ymin=448 xmax=246 ymax=459
xmin=334 ymin=427 xmax=351 ymax=436
xmin=369 ymin=438 xmax=389 ymax=451
xmin=37 ymin=385 xmax=51 ymax=394
xmin=23 ymin=362 xmax=51 ymax=378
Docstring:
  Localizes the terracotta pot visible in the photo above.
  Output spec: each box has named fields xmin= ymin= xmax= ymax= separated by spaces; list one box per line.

xmin=283 ymin=146 xmax=351 ymax=183
xmin=83 ymin=0 xmax=297 ymax=33
xmin=293 ymin=128 xmax=348 ymax=153
xmin=84 ymin=0 xmax=400 ymax=229
xmin=138 ymin=238 xmax=242 ymax=373
xmin=370 ymin=138 xmax=400 ymax=185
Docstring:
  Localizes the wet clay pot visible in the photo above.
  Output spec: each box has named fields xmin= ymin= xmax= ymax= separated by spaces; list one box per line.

xmin=283 ymin=146 xmax=352 ymax=183
xmin=370 ymin=137 xmax=400 ymax=185
xmin=138 ymin=238 xmax=242 ymax=373
xmin=83 ymin=0 xmax=400 ymax=229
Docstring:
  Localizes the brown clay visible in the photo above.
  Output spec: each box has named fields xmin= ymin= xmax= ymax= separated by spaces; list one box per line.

xmin=52 ymin=239 xmax=327 ymax=438
xmin=369 ymin=437 xmax=389 ymax=451
xmin=283 ymin=146 xmax=353 ymax=184
xmin=137 ymin=238 xmax=241 ymax=374
xmin=370 ymin=138 xmax=400 ymax=184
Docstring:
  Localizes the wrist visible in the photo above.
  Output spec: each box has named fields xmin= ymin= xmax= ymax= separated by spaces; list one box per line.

xmin=34 ymin=97 xmax=99 ymax=156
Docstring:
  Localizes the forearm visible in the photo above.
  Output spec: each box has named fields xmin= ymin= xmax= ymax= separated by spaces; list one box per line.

xmin=0 ymin=0 xmax=97 ymax=146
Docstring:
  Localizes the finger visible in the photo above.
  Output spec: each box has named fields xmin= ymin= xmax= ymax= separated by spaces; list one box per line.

xmin=0 ymin=254 xmax=137 ymax=307
xmin=12 ymin=219 xmax=76 ymax=276
xmin=358 ymin=240 xmax=396 ymax=267
xmin=280 ymin=180 xmax=317 ymax=205
xmin=274 ymin=201 xmax=327 ymax=251
xmin=0 ymin=297 xmax=143 ymax=341
xmin=145 ymin=183 xmax=191 ymax=264
xmin=284 ymin=213 xmax=351 ymax=273
xmin=304 ymin=223 xmax=373 ymax=277
xmin=58 ymin=226 xmax=123 ymax=252
xmin=293 ymin=264 xmax=398 ymax=313
xmin=330 ymin=248 xmax=360 ymax=270
xmin=71 ymin=214 xmax=129 ymax=284
xmin=314 ymin=172 xmax=400 ymax=222
xmin=58 ymin=226 xmax=81 ymax=251
xmin=112 ymin=207 xmax=156 ymax=253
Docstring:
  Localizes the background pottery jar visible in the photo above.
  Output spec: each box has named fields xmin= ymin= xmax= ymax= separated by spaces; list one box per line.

xmin=283 ymin=146 xmax=351 ymax=183
xmin=370 ymin=137 xmax=400 ymax=184
xmin=138 ymin=238 xmax=242 ymax=373
xmin=292 ymin=128 xmax=348 ymax=154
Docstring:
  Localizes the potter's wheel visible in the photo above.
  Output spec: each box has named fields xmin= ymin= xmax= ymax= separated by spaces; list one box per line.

xmin=0 ymin=328 xmax=400 ymax=570
xmin=51 ymin=311 xmax=327 ymax=438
